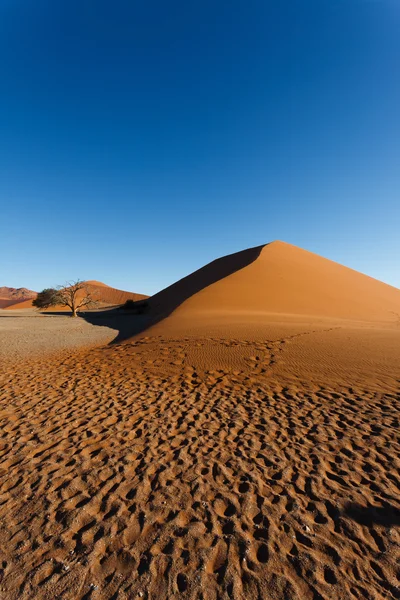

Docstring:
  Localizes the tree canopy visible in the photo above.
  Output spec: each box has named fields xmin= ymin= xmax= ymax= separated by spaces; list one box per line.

xmin=32 ymin=281 xmax=99 ymax=316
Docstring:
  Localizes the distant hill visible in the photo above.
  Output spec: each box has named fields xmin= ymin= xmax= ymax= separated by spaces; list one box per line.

xmin=5 ymin=281 xmax=147 ymax=311
xmin=0 ymin=287 xmax=37 ymax=308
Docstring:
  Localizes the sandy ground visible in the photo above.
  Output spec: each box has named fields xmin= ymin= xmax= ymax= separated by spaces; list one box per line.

xmin=1 ymin=243 xmax=400 ymax=599
xmin=0 ymin=310 xmax=118 ymax=364
xmin=1 ymin=316 xmax=399 ymax=600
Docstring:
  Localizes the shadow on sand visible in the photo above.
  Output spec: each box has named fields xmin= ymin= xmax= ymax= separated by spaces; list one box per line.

xmin=81 ymin=310 xmax=153 ymax=343
xmin=343 ymin=502 xmax=400 ymax=527
xmin=81 ymin=244 xmax=265 ymax=344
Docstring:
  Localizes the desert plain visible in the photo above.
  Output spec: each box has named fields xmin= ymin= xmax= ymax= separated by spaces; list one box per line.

xmin=0 ymin=241 xmax=399 ymax=600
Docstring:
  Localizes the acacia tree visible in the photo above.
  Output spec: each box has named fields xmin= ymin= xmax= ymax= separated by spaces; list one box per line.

xmin=32 ymin=280 xmax=99 ymax=317
xmin=32 ymin=288 xmax=59 ymax=310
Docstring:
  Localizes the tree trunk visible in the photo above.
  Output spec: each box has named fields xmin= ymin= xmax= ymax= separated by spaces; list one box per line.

xmin=71 ymin=307 xmax=77 ymax=317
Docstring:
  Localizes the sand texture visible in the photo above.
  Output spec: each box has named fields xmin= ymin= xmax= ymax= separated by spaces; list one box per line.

xmin=0 ymin=242 xmax=399 ymax=599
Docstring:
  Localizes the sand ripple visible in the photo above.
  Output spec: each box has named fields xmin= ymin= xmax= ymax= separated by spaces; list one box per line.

xmin=0 ymin=337 xmax=399 ymax=599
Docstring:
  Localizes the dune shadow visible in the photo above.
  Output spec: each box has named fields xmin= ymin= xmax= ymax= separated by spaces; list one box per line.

xmin=343 ymin=502 xmax=400 ymax=527
xmin=82 ymin=310 xmax=153 ymax=343
xmin=81 ymin=244 xmax=265 ymax=344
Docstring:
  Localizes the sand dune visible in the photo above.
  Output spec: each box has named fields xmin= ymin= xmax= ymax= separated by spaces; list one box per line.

xmin=148 ymin=241 xmax=400 ymax=327
xmin=136 ymin=241 xmax=400 ymax=379
xmin=5 ymin=281 xmax=147 ymax=311
xmin=81 ymin=281 xmax=147 ymax=307
xmin=0 ymin=287 xmax=36 ymax=308
xmin=1 ymin=242 xmax=400 ymax=599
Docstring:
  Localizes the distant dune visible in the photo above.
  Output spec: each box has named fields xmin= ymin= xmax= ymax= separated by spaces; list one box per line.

xmin=146 ymin=241 xmax=400 ymax=331
xmin=0 ymin=287 xmax=37 ymax=309
xmin=5 ymin=281 xmax=147 ymax=311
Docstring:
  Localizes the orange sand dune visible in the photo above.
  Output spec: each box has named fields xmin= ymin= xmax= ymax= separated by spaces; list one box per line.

xmin=139 ymin=241 xmax=400 ymax=380
xmin=147 ymin=241 xmax=400 ymax=329
xmin=5 ymin=281 xmax=147 ymax=311
xmin=0 ymin=287 xmax=36 ymax=308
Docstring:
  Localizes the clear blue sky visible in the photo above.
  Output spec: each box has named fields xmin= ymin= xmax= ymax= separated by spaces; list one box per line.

xmin=0 ymin=0 xmax=399 ymax=295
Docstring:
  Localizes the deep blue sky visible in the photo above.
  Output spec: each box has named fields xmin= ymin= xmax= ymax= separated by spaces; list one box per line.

xmin=1 ymin=0 xmax=399 ymax=295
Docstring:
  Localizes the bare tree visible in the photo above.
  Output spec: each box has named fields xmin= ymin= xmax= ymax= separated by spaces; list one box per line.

xmin=33 ymin=280 xmax=99 ymax=317
xmin=57 ymin=281 xmax=99 ymax=317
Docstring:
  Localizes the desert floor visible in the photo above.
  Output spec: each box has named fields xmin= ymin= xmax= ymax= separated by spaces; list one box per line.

xmin=0 ymin=311 xmax=399 ymax=599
